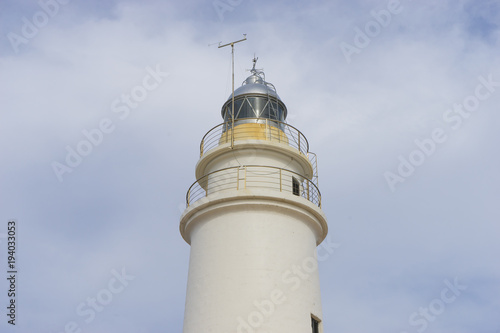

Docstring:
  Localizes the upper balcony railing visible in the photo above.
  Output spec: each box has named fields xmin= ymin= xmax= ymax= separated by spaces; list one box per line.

xmin=199 ymin=118 xmax=309 ymax=157
xmin=186 ymin=165 xmax=321 ymax=208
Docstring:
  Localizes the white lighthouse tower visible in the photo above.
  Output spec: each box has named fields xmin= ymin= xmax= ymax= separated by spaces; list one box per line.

xmin=180 ymin=57 xmax=328 ymax=333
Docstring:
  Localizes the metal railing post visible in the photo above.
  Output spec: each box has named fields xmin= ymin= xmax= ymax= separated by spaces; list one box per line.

xmin=279 ymin=168 xmax=282 ymax=192
xmin=298 ymin=133 xmax=301 ymax=153
xmin=265 ymin=119 xmax=268 ymax=141
xmin=236 ymin=167 xmax=239 ymax=190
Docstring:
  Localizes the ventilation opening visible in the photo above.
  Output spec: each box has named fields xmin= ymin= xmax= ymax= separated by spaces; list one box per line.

xmin=311 ymin=315 xmax=321 ymax=333
xmin=292 ymin=177 xmax=300 ymax=196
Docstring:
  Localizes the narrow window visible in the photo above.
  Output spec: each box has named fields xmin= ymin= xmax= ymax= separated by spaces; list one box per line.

xmin=311 ymin=315 xmax=320 ymax=333
xmin=292 ymin=177 xmax=300 ymax=196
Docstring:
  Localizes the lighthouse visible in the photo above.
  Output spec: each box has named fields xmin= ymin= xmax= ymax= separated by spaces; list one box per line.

xmin=180 ymin=57 xmax=328 ymax=333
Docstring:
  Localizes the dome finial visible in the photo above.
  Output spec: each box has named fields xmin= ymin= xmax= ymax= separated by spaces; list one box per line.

xmin=247 ymin=54 xmax=265 ymax=81
xmin=251 ymin=55 xmax=258 ymax=74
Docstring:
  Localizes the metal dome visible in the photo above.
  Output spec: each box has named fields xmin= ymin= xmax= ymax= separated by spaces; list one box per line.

xmin=230 ymin=72 xmax=279 ymax=100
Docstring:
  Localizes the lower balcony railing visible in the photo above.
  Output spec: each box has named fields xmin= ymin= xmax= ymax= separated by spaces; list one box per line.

xmin=186 ymin=165 xmax=321 ymax=208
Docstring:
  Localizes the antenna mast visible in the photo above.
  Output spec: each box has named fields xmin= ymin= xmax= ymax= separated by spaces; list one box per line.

xmin=218 ymin=34 xmax=247 ymax=148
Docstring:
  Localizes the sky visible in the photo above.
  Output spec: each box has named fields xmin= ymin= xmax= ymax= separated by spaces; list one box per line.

xmin=0 ymin=0 xmax=499 ymax=332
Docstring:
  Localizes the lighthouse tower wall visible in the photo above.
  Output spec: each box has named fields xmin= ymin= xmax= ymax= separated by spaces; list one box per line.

xmin=181 ymin=195 xmax=325 ymax=333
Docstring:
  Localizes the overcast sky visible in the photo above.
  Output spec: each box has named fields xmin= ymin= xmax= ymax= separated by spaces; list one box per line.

xmin=1 ymin=0 xmax=499 ymax=332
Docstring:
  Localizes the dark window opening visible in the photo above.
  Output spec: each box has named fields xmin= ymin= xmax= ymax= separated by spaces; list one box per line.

xmin=223 ymin=96 xmax=286 ymax=123
xmin=311 ymin=315 xmax=320 ymax=333
xmin=237 ymin=99 xmax=254 ymax=119
xmin=292 ymin=177 xmax=300 ymax=196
